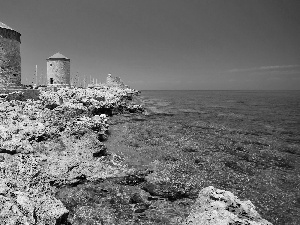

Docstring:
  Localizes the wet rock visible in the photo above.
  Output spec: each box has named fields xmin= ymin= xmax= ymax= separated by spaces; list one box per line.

xmin=71 ymin=204 xmax=116 ymax=225
xmin=183 ymin=186 xmax=273 ymax=225
xmin=142 ymin=161 xmax=199 ymax=201
xmin=56 ymin=181 xmax=149 ymax=224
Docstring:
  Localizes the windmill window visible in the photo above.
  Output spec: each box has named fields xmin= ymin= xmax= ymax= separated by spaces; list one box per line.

xmin=50 ymin=63 xmax=52 ymax=66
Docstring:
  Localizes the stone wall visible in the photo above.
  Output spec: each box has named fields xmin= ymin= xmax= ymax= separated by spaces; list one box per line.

xmin=0 ymin=28 xmax=21 ymax=88
xmin=106 ymin=74 xmax=126 ymax=88
xmin=47 ymin=60 xmax=70 ymax=85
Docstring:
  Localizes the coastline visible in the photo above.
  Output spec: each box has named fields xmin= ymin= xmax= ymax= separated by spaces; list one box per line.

xmin=0 ymin=87 xmax=275 ymax=224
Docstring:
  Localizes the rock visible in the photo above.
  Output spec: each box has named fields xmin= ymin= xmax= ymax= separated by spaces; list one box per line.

xmin=0 ymin=195 xmax=33 ymax=224
xmin=0 ymin=193 xmax=68 ymax=225
xmin=92 ymin=144 xmax=108 ymax=157
xmin=16 ymin=192 xmax=34 ymax=214
xmin=183 ymin=186 xmax=273 ymax=225
xmin=71 ymin=204 xmax=116 ymax=225
xmin=45 ymin=102 xmax=59 ymax=110
xmin=15 ymin=191 xmax=36 ymax=223
xmin=142 ymin=161 xmax=199 ymax=201
xmin=0 ymin=181 xmax=9 ymax=195
xmin=35 ymin=195 xmax=69 ymax=225
xmin=0 ymin=80 xmax=142 ymax=224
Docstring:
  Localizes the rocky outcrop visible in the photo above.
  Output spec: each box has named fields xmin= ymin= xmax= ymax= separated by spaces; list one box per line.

xmin=183 ymin=186 xmax=272 ymax=225
xmin=0 ymin=154 xmax=69 ymax=224
xmin=0 ymin=83 xmax=144 ymax=224
xmin=0 ymin=191 xmax=68 ymax=224
xmin=39 ymin=86 xmax=143 ymax=115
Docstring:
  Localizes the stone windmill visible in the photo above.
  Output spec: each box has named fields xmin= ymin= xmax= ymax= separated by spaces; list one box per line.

xmin=0 ymin=21 xmax=21 ymax=89
xmin=47 ymin=52 xmax=70 ymax=86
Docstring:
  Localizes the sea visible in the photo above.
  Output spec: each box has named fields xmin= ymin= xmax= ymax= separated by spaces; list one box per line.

xmin=140 ymin=90 xmax=300 ymax=134
xmin=137 ymin=90 xmax=300 ymax=224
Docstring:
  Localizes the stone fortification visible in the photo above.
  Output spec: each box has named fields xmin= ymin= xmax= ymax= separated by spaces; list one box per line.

xmin=106 ymin=74 xmax=127 ymax=88
xmin=47 ymin=52 xmax=70 ymax=86
xmin=0 ymin=22 xmax=21 ymax=88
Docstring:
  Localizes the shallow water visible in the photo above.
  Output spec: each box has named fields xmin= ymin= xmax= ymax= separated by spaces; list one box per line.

xmin=138 ymin=90 xmax=300 ymax=224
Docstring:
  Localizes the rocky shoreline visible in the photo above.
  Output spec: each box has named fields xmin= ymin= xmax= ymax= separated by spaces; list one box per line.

xmin=0 ymin=85 xmax=273 ymax=224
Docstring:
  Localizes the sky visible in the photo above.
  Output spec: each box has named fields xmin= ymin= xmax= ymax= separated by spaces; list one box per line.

xmin=1 ymin=0 xmax=300 ymax=90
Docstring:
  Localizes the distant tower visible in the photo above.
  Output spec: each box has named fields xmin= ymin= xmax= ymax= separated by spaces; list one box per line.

xmin=46 ymin=52 xmax=70 ymax=86
xmin=106 ymin=73 xmax=125 ymax=88
xmin=0 ymin=21 xmax=21 ymax=88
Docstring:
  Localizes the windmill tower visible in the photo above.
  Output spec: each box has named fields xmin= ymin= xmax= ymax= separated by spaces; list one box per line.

xmin=46 ymin=52 xmax=70 ymax=86
xmin=0 ymin=21 xmax=21 ymax=88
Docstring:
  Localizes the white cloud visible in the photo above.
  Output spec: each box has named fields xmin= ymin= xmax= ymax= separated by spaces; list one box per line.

xmin=228 ymin=65 xmax=300 ymax=73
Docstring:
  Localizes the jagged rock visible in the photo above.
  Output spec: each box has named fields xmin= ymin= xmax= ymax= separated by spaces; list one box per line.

xmin=0 ymin=82 xmax=143 ymax=224
xmin=0 ymin=181 xmax=9 ymax=195
xmin=0 ymin=193 xmax=68 ymax=225
xmin=43 ymin=133 xmax=133 ymax=186
xmin=182 ymin=186 xmax=272 ymax=225
xmin=0 ymin=153 xmax=69 ymax=224
xmin=16 ymin=192 xmax=34 ymax=215
xmin=0 ymin=195 xmax=30 ymax=224
xmin=35 ymin=195 xmax=69 ymax=225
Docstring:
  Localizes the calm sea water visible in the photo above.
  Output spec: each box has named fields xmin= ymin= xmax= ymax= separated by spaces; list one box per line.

xmin=140 ymin=90 xmax=300 ymax=139
xmin=138 ymin=90 xmax=300 ymax=224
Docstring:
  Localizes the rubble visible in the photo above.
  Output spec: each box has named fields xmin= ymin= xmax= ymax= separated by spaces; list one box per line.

xmin=183 ymin=186 xmax=273 ymax=225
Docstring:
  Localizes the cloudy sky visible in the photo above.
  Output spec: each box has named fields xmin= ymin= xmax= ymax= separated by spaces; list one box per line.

xmin=1 ymin=0 xmax=300 ymax=90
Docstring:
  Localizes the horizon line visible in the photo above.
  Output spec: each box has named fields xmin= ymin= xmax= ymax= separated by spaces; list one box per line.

xmin=140 ymin=89 xmax=300 ymax=91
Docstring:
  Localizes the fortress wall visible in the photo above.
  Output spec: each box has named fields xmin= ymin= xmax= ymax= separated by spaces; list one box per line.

xmin=106 ymin=75 xmax=125 ymax=88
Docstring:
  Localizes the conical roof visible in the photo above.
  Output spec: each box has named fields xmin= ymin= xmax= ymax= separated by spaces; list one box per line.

xmin=48 ymin=52 xmax=69 ymax=59
xmin=0 ymin=21 xmax=14 ymax=31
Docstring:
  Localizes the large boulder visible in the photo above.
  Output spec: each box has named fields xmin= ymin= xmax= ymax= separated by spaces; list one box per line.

xmin=0 ymin=192 xmax=68 ymax=225
xmin=35 ymin=194 xmax=69 ymax=225
xmin=183 ymin=186 xmax=272 ymax=225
